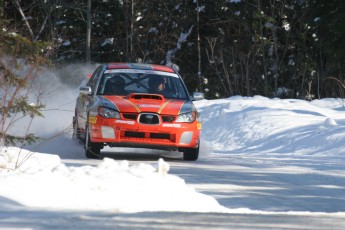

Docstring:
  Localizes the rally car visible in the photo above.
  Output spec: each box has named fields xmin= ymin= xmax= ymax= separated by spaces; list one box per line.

xmin=73 ymin=63 xmax=203 ymax=161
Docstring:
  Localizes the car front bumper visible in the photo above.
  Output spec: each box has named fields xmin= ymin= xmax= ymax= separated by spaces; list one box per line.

xmin=88 ymin=115 xmax=201 ymax=149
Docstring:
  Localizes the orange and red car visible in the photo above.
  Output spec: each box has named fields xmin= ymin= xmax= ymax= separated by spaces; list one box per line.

xmin=73 ymin=63 xmax=204 ymax=160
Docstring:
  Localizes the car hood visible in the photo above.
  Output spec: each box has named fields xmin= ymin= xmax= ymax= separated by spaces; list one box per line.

xmin=98 ymin=94 xmax=195 ymax=115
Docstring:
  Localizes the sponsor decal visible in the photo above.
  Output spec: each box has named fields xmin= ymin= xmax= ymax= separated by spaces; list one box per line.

xmin=89 ymin=116 xmax=97 ymax=124
xmin=162 ymin=123 xmax=181 ymax=128
xmin=138 ymin=104 xmax=161 ymax=109
xmin=115 ymin=120 xmax=135 ymax=125
xmin=197 ymin=122 xmax=202 ymax=130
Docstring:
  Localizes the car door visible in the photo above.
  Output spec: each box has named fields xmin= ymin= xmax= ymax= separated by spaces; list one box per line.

xmin=77 ymin=65 xmax=103 ymax=131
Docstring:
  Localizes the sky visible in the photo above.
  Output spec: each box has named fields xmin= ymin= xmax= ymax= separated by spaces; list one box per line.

xmin=1 ymin=77 xmax=345 ymax=228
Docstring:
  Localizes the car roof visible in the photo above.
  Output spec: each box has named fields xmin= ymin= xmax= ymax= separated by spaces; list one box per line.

xmin=106 ymin=63 xmax=175 ymax=73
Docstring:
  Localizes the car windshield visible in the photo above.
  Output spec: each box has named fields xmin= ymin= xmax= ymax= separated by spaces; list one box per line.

xmin=97 ymin=69 xmax=190 ymax=100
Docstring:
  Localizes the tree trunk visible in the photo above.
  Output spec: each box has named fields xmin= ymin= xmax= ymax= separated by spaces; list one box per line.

xmin=11 ymin=0 xmax=35 ymax=40
xmin=86 ymin=0 xmax=91 ymax=64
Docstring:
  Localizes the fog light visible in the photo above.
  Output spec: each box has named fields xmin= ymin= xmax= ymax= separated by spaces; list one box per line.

xmin=101 ymin=126 xmax=115 ymax=139
xmin=179 ymin=131 xmax=193 ymax=144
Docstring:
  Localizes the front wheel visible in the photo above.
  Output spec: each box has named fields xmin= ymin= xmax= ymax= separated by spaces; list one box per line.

xmin=72 ymin=116 xmax=81 ymax=141
xmin=84 ymin=125 xmax=102 ymax=159
xmin=182 ymin=145 xmax=199 ymax=161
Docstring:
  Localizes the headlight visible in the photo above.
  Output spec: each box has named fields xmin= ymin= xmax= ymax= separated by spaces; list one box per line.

xmin=176 ymin=111 xmax=196 ymax=123
xmin=98 ymin=107 xmax=120 ymax=118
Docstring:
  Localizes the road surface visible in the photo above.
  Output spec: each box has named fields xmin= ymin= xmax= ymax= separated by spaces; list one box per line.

xmin=12 ymin=134 xmax=344 ymax=229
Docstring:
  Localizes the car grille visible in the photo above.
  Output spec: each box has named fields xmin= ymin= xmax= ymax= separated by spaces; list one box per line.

xmin=138 ymin=113 xmax=159 ymax=124
xmin=162 ymin=115 xmax=175 ymax=123
xmin=124 ymin=131 xmax=145 ymax=138
xmin=123 ymin=113 xmax=137 ymax=120
xmin=122 ymin=113 xmax=175 ymax=123
xmin=150 ymin=133 xmax=170 ymax=139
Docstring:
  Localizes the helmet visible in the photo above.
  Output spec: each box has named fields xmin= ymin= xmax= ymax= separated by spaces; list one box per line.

xmin=109 ymin=76 xmax=125 ymax=87
xmin=148 ymin=76 xmax=164 ymax=90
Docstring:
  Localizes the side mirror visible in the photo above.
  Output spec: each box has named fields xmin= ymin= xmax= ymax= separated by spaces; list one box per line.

xmin=80 ymin=86 xmax=92 ymax=95
xmin=192 ymin=92 xmax=205 ymax=101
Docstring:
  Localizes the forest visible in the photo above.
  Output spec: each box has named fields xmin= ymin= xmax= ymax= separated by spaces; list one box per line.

xmin=1 ymin=0 xmax=345 ymax=100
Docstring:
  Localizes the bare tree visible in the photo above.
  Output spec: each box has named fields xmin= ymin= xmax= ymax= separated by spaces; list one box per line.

xmin=195 ymin=0 xmax=202 ymax=91
xmin=86 ymin=0 xmax=91 ymax=64
xmin=11 ymin=0 xmax=55 ymax=41
xmin=205 ymin=37 xmax=231 ymax=96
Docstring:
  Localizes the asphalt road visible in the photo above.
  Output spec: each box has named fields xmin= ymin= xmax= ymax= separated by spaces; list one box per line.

xmin=1 ymin=207 xmax=344 ymax=230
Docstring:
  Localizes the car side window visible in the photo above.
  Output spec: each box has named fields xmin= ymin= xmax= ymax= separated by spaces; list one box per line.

xmin=87 ymin=66 xmax=102 ymax=92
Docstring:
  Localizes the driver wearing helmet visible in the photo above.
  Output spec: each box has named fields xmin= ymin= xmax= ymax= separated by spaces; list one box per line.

xmin=104 ymin=75 xmax=127 ymax=95
xmin=148 ymin=76 xmax=173 ymax=98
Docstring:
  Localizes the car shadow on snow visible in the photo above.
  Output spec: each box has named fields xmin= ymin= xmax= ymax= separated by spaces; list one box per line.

xmin=100 ymin=148 xmax=184 ymax=162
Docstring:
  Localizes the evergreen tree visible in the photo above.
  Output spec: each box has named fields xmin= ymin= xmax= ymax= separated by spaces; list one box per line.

xmin=2 ymin=0 xmax=345 ymax=99
xmin=0 ymin=19 xmax=48 ymax=146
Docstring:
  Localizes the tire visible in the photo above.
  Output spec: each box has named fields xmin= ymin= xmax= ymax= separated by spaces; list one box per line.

xmin=182 ymin=144 xmax=199 ymax=161
xmin=84 ymin=125 xmax=102 ymax=159
xmin=72 ymin=116 xmax=80 ymax=140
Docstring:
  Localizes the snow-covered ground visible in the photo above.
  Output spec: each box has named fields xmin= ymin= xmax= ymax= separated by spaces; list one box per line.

xmin=0 ymin=146 xmax=226 ymax=213
xmin=1 ymin=94 xmax=345 ymax=229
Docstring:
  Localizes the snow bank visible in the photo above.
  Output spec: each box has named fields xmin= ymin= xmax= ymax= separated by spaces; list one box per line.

xmin=195 ymin=96 xmax=345 ymax=155
xmin=0 ymin=147 xmax=228 ymax=213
